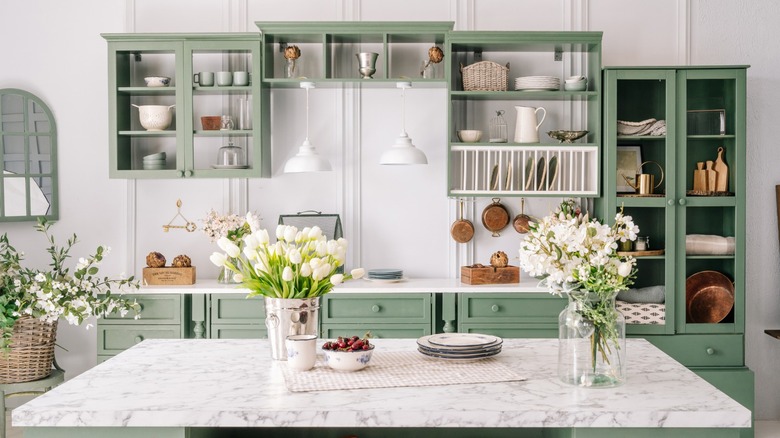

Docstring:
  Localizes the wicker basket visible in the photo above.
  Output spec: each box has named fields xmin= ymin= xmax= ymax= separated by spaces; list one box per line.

xmin=0 ymin=316 xmax=57 ymax=384
xmin=461 ymin=61 xmax=509 ymax=91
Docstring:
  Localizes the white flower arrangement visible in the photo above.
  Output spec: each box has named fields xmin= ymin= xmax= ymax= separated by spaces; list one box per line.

xmin=0 ymin=219 xmax=141 ymax=350
xmin=209 ymin=218 xmax=364 ymax=299
xmin=201 ymin=209 xmax=260 ymax=243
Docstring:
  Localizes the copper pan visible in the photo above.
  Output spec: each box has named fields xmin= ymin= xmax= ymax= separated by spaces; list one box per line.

xmin=686 ymin=270 xmax=734 ymax=323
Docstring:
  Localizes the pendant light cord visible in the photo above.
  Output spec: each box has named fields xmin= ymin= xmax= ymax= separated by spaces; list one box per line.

xmin=305 ymin=86 xmax=310 ymax=143
xmin=400 ymin=85 xmax=406 ymax=134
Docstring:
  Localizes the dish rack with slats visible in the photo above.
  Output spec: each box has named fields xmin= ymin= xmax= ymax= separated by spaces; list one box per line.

xmin=449 ymin=145 xmax=599 ymax=196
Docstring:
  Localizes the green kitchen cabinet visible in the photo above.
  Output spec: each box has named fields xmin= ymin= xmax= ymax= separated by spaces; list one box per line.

xmin=321 ymin=293 xmax=435 ymax=339
xmin=446 ymin=31 xmax=602 ymax=197
xmin=256 ymin=22 xmax=452 ymax=87
xmin=458 ymin=293 xmax=566 ymax=337
xmin=208 ymin=293 xmax=267 ymax=339
xmin=102 ymin=34 xmax=269 ymax=179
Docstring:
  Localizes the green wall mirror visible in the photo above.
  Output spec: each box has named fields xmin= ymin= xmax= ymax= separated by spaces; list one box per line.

xmin=0 ymin=88 xmax=58 ymax=221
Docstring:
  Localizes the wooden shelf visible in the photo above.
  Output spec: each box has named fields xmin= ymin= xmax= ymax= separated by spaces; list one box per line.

xmin=765 ymin=329 xmax=780 ymax=339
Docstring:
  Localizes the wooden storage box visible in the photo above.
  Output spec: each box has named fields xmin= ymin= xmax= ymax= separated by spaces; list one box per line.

xmin=461 ymin=265 xmax=520 ymax=285
xmin=142 ymin=267 xmax=196 ymax=285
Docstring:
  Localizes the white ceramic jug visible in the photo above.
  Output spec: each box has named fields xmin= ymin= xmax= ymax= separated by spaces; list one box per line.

xmin=514 ymin=106 xmax=547 ymax=143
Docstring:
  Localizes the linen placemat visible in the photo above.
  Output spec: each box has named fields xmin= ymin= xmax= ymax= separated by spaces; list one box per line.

xmin=281 ymin=350 xmax=526 ymax=392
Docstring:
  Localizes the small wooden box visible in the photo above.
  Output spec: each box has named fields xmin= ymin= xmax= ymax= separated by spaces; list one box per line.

xmin=461 ymin=265 xmax=520 ymax=285
xmin=142 ymin=267 xmax=196 ymax=285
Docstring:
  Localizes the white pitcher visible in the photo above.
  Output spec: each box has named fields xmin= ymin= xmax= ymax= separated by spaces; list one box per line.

xmin=514 ymin=106 xmax=547 ymax=143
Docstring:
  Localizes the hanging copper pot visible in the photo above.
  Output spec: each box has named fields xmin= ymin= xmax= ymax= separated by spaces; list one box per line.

xmin=481 ymin=198 xmax=510 ymax=237
xmin=450 ymin=200 xmax=474 ymax=243
xmin=513 ymin=198 xmax=532 ymax=234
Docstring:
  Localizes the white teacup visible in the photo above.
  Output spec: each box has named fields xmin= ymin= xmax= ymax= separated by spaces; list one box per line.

xmin=216 ymin=71 xmax=233 ymax=86
xmin=285 ymin=334 xmax=317 ymax=371
xmin=233 ymin=71 xmax=249 ymax=86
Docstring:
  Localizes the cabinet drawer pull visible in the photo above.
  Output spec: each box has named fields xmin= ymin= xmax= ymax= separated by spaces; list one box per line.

xmin=137 ymin=303 xmax=145 ymax=311
xmin=371 ymin=305 xmax=381 ymax=313
xmin=491 ymin=304 xmax=500 ymax=312
xmin=178 ymin=170 xmax=185 ymax=178
xmin=706 ymin=347 xmax=715 ymax=355
xmin=185 ymin=170 xmax=193 ymax=177
xmin=678 ymin=198 xmax=687 ymax=206
xmin=134 ymin=335 xmax=144 ymax=344
xmin=667 ymin=199 xmax=675 ymax=206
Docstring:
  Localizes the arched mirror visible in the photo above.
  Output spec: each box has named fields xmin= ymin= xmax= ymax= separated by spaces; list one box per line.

xmin=0 ymin=88 xmax=58 ymax=221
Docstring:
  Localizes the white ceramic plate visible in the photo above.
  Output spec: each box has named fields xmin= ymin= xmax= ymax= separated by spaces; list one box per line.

xmin=427 ymin=333 xmax=499 ymax=348
xmin=418 ymin=348 xmax=501 ymax=361
xmin=536 ymin=156 xmax=547 ymax=190
xmin=547 ymin=155 xmax=559 ymax=189
xmin=417 ymin=335 xmax=503 ymax=353
xmin=524 ymin=157 xmax=535 ymax=190
xmin=363 ymin=277 xmax=406 ymax=283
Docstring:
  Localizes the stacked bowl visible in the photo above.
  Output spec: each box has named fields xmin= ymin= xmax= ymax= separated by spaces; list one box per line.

xmin=142 ymin=152 xmax=166 ymax=170
xmin=365 ymin=268 xmax=404 ymax=282
xmin=564 ymin=76 xmax=588 ymax=91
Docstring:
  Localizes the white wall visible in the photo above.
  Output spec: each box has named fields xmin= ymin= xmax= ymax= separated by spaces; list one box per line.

xmin=1 ymin=0 xmax=778 ymax=420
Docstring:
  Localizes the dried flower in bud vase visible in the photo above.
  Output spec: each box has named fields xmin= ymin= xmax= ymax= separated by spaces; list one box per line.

xmin=490 ymin=251 xmax=509 ymax=268
xmin=428 ymin=46 xmax=444 ymax=64
xmin=146 ymin=251 xmax=166 ymax=268
xmin=284 ymin=45 xmax=301 ymax=60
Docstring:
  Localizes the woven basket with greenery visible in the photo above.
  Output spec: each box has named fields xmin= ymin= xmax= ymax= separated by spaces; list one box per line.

xmin=0 ymin=316 xmax=57 ymax=383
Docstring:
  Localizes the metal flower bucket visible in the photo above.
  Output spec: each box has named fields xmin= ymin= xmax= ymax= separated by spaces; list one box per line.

xmin=264 ymin=297 xmax=320 ymax=360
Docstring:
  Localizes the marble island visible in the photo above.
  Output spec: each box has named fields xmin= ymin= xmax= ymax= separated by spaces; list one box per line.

xmin=14 ymin=338 xmax=750 ymax=438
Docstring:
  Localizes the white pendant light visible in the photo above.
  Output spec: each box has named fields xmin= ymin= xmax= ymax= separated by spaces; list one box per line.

xmin=284 ymin=81 xmax=332 ymax=173
xmin=380 ymin=82 xmax=428 ymax=165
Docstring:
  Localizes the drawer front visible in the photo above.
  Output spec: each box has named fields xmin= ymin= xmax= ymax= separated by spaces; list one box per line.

xmin=693 ymin=367 xmax=754 ymax=412
xmin=321 ymin=324 xmax=431 ymax=340
xmin=211 ymin=293 xmax=266 ymax=324
xmin=211 ymin=324 xmax=267 ymax=339
xmin=98 ymin=325 xmax=181 ymax=355
xmin=642 ymin=334 xmax=744 ymax=367
xmin=101 ymin=294 xmax=181 ymax=325
xmin=460 ymin=293 xmax=566 ymax=324
xmin=460 ymin=324 xmax=558 ymax=339
xmin=323 ymin=293 xmax=431 ymax=324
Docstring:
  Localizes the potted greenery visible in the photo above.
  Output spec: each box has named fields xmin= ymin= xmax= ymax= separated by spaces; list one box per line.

xmin=0 ymin=218 xmax=141 ymax=383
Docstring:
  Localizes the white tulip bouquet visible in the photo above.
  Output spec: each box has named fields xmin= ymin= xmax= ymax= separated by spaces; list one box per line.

xmin=209 ymin=215 xmax=364 ymax=299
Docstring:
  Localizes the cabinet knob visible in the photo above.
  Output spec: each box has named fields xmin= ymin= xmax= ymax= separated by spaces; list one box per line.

xmin=137 ymin=303 xmax=144 ymax=311
xmin=185 ymin=170 xmax=193 ymax=177
xmin=371 ymin=304 xmax=380 ymax=313
xmin=134 ymin=336 xmax=144 ymax=344
xmin=491 ymin=304 xmax=500 ymax=312
xmin=667 ymin=199 xmax=675 ymax=206
xmin=706 ymin=347 xmax=715 ymax=355
xmin=678 ymin=198 xmax=687 ymax=206
xmin=178 ymin=170 xmax=185 ymax=178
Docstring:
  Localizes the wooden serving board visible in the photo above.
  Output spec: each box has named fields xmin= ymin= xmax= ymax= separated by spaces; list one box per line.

xmin=617 ymin=249 xmax=664 ymax=257
xmin=461 ymin=265 xmax=520 ymax=285
xmin=143 ymin=267 xmax=196 ymax=285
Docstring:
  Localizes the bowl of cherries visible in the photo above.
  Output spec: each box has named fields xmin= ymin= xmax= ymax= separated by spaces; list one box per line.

xmin=321 ymin=335 xmax=375 ymax=372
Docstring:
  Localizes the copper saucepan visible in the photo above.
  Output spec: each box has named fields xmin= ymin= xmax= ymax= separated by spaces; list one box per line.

xmin=482 ymin=198 xmax=510 ymax=237
xmin=450 ymin=200 xmax=474 ymax=243
xmin=513 ymin=198 xmax=532 ymax=234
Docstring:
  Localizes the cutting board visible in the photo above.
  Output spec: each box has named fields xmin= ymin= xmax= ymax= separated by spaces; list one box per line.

xmin=713 ymin=146 xmax=729 ymax=192
xmin=706 ymin=161 xmax=717 ymax=192
xmin=693 ymin=162 xmax=707 ymax=192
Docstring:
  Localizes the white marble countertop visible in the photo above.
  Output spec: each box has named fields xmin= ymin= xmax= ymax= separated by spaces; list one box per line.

xmin=13 ymin=338 xmax=750 ymax=429
xmin=134 ymin=277 xmax=546 ymax=295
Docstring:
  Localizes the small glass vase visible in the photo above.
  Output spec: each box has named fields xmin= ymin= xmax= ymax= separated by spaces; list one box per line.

xmin=285 ymin=58 xmax=297 ymax=78
xmin=558 ymin=290 xmax=626 ymax=388
xmin=217 ymin=263 xmax=238 ymax=284
xmin=421 ymin=59 xmax=438 ymax=79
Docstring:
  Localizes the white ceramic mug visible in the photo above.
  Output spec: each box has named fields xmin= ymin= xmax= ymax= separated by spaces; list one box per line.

xmin=194 ymin=72 xmax=214 ymax=86
xmin=285 ymin=334 xmax=317 ymax=370
xmin=233 ymin=71 xmax=249 ymax=86
xmin=216 ymin=71 xmax=233 ymax=86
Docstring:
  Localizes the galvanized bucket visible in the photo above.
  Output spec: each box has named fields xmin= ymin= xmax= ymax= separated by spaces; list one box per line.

xmin=264 ymin=297 xmax=320 ymax=360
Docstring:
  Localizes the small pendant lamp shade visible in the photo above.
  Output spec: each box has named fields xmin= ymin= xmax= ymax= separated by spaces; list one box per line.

xmin=380 ymin=82 xmax=428 ymax=165
xmin=284 ymin=82 xmax=332 ymax=173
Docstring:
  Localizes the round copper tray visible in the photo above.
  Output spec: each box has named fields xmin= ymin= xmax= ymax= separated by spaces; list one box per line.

xmin=685 ymin=270 xmax=734 ymax=323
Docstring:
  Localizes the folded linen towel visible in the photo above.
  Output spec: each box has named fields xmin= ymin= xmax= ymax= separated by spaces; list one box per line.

xmin=617 ymin=119 xmax=667 ymax=136
xmin=686 ymin=234 xmax=735 ymax=255
xmin=616 ymin=285 xmax=665 ymax=304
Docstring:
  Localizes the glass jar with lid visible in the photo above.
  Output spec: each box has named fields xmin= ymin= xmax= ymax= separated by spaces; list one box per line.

xmin=489 ymin=110 xmax=508 ymax=143
xmin=217 ymin=141 xmax=245 ymax=167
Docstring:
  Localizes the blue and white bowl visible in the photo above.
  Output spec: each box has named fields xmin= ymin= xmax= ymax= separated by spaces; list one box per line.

xmin=323 ymin=346 xmax=374 ymax=371
xmin=144 ymin=76 xmax=171 ymax=87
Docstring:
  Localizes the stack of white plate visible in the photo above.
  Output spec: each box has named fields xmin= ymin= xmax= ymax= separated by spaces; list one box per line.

xmin=143 ymin=152 xmax=166 ymax=170
xmin=365 ymin=268 xmax=404 ymax=283
xmin=514 ymin=76 xmax=560 ymax=91
xmin=417 ymin=333 xmax=503 ymax=360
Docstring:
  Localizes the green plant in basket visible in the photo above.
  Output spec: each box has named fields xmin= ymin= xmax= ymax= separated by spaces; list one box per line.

xmin=0 ymin=218 xmax=141 ymax=351
xmin=210 ymin=214 xmax=364 ymax=298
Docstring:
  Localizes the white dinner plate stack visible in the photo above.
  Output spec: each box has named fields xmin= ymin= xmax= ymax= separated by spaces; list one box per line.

xmin=417 ymin=333 xmax=503 ymax=360
xmin=514 ymin=76 xmax=560 ymax=91
xmin=365 ymin=268 xmax=404 ymax=283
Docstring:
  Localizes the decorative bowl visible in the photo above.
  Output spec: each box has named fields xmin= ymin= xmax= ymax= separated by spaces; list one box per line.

xmin=565 ymin=75 xmax=586 ymax=83
xmin=201 ymin=116 xmax=222 ymax=131
xmin=457 ymin=130 xmax=483 ymax=143
xmin=132 ymin=104 xmax=174 ymax=131
xmin=564 ymin=82 xmax=587 ymax=91
xmin=547 ymin=130 xmax=588 ymax=143
xmin=322 ymin=345 xmax=375 ymax=372
xmin=144 ymin=76 xmax=171 ymax=87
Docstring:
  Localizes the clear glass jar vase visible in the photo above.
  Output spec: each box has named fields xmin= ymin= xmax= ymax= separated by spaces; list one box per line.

xmin=558 ymin=290 xmax=626 ymax=388
xmin=285 ymin=58 xmax=298 ymax=78
xmin=217 ymin=262 xmax=238 ymax=284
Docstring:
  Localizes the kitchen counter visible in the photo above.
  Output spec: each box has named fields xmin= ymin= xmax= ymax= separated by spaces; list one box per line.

xmin=14 ymin=338 xmax=750 ymax=438
xmin=136 ymin=277 xmax=547 ymax=294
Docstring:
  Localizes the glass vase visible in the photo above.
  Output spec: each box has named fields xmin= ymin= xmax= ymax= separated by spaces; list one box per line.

xmin=285 ymin=58 xmax=297 ymax=78
xmin=217 ymin=263 xmax=238 ymax=284
xmin=558 ymin=290 xmax=626 ymax=388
